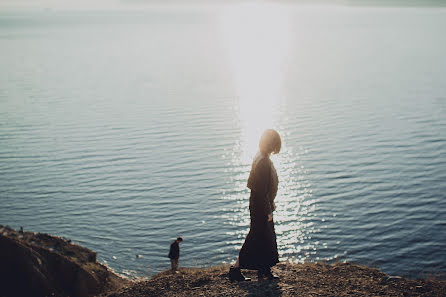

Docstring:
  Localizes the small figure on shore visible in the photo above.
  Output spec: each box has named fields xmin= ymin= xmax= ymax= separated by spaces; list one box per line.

xmin=168 ymin=237 xmax=183 ymax=272
xmin=229 ymin=129 xmax=281 ymax=282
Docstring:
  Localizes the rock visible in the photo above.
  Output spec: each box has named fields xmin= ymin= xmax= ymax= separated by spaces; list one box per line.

xmin=0 ymin=225 xmax=129 ymax=297
xmin=386 ymin=275 xmax=403 ymax=282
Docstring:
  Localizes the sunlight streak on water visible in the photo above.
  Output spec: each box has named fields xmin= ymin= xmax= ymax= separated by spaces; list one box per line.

xmin=218 ymin=3 xmax=322 ymax=264
xmin=219 ymin=3 xmax=290 ymax=162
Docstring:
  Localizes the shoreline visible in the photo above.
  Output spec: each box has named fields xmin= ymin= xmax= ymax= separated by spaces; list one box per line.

xmin=1 ymin=225 xmax=445 ymax=297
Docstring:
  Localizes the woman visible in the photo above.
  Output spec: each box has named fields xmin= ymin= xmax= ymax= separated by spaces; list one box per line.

xmin=229 ymin=129 xmax=281 ymax=281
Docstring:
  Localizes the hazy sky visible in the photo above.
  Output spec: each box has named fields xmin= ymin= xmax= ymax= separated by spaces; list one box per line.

xmin=0 ymin=0 xmax=285 ymax=11
xmin=0 ymin=0 xmax=238 ymax=10
xmin=0 ymin=0 xmax=444 ymax=10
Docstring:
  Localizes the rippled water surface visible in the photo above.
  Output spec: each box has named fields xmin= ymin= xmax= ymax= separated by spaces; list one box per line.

xmin=1 ymin=5 xmax=446 ymax=278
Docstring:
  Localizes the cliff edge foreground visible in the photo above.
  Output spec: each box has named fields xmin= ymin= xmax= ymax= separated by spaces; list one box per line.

xmin=1 ymin=225 xmax=445 ymax=297
xmin=111 ymin=263 xmax=445 ymax=297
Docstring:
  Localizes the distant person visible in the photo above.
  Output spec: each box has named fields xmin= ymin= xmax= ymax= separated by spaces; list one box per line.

xmin=168 ymin=237 xmax=183 ymax=272
xmin=229 ymin=129 xmax=281 ymax=281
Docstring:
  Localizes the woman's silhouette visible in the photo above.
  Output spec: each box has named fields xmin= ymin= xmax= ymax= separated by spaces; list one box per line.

xmin=229 ymin=129 xmax=281 ymax=281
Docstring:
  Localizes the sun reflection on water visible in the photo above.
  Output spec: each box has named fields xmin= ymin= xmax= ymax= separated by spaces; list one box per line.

xmin=218 ymin=3 xmax=329 ymax=264
xmin=219 ymin=3 xmax=290 ymax=162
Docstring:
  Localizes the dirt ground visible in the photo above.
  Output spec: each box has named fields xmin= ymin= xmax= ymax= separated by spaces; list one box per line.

xmin=108 ymin=262 xmax=446 ymax=297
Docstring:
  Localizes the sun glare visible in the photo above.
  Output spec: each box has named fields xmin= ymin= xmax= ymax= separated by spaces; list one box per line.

xmin=219 ymin=3 xmax=290 ymax=162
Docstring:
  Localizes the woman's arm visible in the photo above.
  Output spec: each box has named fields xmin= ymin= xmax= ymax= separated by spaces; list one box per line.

xmin=253 ymin=158 xmax=273 ymax=218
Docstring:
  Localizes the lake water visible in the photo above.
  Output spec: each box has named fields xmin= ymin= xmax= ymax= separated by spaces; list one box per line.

xmin=1 ymin=4 xmax=445 ymax=279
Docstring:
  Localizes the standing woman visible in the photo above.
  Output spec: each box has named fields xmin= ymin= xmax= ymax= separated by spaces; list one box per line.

xmin=229 ymin=129 xmax=281 ymax=281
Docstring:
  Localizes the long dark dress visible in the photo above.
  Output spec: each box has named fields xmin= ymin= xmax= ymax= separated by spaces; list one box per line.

xmin=238 ymin=152 xmax=279 ymax=270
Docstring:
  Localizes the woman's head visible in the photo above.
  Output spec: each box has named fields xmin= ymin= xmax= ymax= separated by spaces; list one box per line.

xmin=259 ymin=129 xmax=281 ymax=155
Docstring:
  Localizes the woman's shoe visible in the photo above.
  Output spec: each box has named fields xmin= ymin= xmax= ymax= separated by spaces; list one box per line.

xmin=229 ymin=266 xmax=251 ymax=282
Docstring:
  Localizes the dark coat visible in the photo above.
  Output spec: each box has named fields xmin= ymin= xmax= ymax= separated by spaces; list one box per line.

xmin=239 ymin=153 xmax=279 ymax=269
xmin=168 ymin=241 xmax=180 ymax=260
